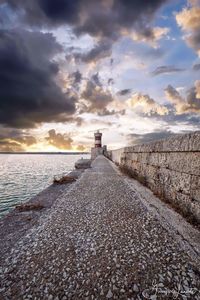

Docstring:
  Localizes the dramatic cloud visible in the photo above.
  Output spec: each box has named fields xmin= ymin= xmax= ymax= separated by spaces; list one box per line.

xmin=122 ymin=26 xmax=169 ymax=47
xmin=80 ymin=76 xmax=114 ymax=114
xmin=176 ymin=4 xmax=200 ymax=56
xmin=165 ymin=81 xmax=200 ymax=114
xmin=0 ymin=140 xmax=24 ymax=152
xmin=79 ymin=74 xmax=126 ymax=116
xmin=127 ymin=130 xmax=175 ymax=145
xmin=13 ymin=136 xmax=37 ymax=146
xmin=3 ymin=0 xmax=82 ymax=27
xmin=0 ymin=133 xmax=37 ymax=152
xmin=76 ymin=0 xmax=169 ymax=43
xmin=67 ymin=70 xmax=82 ymax=91
xmin=151 ymin=65 xmax=185 ymax=76
xmin=45 ymin=129 xmax=73 ymax=150
xmin=0 ymin=0 xmax=198 ymax=151
xmin=69 ymin=70 xmax=82 ymax=85
xmin=127 ymin=93 xmax=169 ymax=116
xmin=5 ymin=0 xmax=168 ymax=42
xmin=0 ymin=29 xmax=77 ymax=128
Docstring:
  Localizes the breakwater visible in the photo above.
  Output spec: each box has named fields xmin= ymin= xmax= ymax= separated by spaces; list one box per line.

xmin=1 ymin=155 xmax=200 ymax=299
xmin=105 ymin=131 xmax=200 ymax=224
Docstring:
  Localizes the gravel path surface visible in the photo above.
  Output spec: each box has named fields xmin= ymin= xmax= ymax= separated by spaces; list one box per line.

xmin=0 ymin=155 xmax=199 ymax=299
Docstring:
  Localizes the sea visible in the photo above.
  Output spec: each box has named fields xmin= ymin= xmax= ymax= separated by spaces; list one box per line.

xmin=0 ymin=153 xmax=90 ymax=217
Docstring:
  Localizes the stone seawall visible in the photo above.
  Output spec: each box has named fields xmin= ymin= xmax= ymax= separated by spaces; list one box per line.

xmin=105 ymin=131 xmax=200 ymax=224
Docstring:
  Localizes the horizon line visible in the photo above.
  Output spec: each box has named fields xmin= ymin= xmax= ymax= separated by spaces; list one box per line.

xmin=0 ymin=151 xmax=90 ymax=155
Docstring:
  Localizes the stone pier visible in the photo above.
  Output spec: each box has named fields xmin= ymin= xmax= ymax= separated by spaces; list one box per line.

xmin=0 ymin=155 xmax=200 ymax=299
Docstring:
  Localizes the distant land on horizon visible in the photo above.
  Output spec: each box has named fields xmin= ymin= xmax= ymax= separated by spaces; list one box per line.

xmin=0 ymin=151 xmax=90 ymax=155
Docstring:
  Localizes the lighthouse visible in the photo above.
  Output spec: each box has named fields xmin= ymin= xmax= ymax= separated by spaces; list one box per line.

xmin=91 ymin=130 xmax=106 ymax=159
xmin=94 ymin=130 xmax=102 ymax=148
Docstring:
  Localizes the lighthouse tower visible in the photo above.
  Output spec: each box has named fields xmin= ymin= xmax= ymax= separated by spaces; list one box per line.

xmin=91 ymin=130 xmax=106 ymax=159
xmin=94 ymin=130 xmax=102 ymax=148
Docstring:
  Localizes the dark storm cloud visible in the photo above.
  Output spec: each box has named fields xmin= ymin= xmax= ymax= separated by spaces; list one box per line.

xmin=193 ymin=63 xmax=200 ymax=71
xmin=81 ymin=80 xmax=113 ymax=113
xmin=151 ymin=65 xmax=185 ymax=76
xmin=3 ymin=0 xmax=170 ymax=71
xmin=45 ymin=129 xmax=73 ymax=150
xmin=71 ymin=70 xmax=82 ymax=85
xmin=117 ymin=89 xmax=132 ymax=96
xmin=80 ymin=74 xmax=125 ymax=116
xmin=2 ymin=0 xmax=81 ymax=27
xmin=4 ymin=0 xmax=168 ymax=40
xmin=68 ymin=70 xmax=82 ymax=90
xmin=0 ymin=29 xmax=77 ymax=128
xmin=75 ymin=0 xmax=168 ymax=40
xmin=127 ymin=130 xmax=175 ymax=145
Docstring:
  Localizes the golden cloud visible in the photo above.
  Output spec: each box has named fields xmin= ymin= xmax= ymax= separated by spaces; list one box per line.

xmin=165 ymin=81 xmax=200 ymax=114
xmin=176 ymin=5 xmax=200 ymax=56
xmin=45 ymin=129 xmax=73 ymax=150
xmin=127 ymin=93 xmax=169 ymax=115
xmin=0 ymin=135 xmax=37 ymax=152
xmin=176 ymin=7 xmax=200 ymax=30
xmin=121 ymin=26 xmax=169 ymax=47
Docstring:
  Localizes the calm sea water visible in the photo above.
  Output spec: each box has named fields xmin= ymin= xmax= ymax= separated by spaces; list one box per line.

xmin=0 ymin=154 xmax=90 ymax=217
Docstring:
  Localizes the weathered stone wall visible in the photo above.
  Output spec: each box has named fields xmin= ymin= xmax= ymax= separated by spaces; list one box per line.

xmin=105 ymin=131 xmax=200 ymax=224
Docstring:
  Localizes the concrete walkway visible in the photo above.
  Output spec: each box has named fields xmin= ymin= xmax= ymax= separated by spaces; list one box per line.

xmin=0 ymin=155 xmax=200 ymax=299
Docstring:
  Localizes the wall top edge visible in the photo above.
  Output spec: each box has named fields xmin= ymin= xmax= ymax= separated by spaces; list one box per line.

xmin=108 ymin=131 xmax=200 ymax=153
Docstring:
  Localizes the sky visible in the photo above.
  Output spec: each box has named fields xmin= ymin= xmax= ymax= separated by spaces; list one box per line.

xmin=0 ymin=0 xmax=200 ymax=152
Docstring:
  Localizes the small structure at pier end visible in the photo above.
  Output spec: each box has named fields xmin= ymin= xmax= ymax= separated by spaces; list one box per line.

xmin=91 ymin=130 xmax=107 ymax=159
xmin=94 ymin=130 xmax=102 ymax=148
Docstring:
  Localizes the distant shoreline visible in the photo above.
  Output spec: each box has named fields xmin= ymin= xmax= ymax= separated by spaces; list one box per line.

xmin=0 ymin=152 xmax=90 ymax=155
